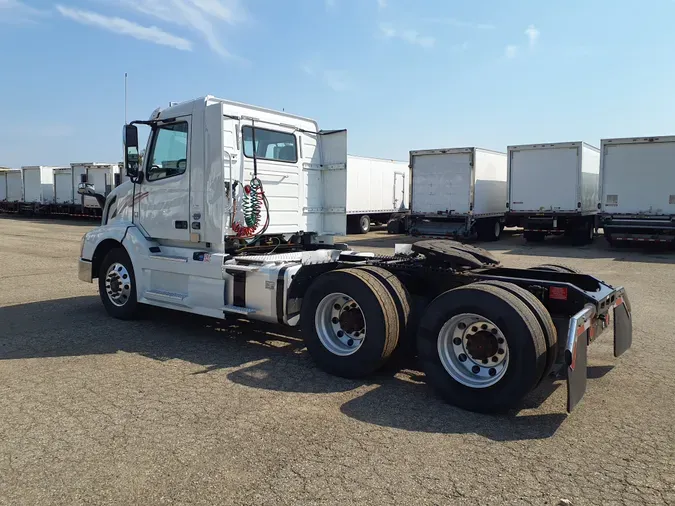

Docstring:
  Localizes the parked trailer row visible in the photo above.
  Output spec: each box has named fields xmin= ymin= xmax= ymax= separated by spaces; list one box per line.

xmin=2 ymin=156 xmax=410 ymax=230
xmin=396 ymin=136 xmax=675 ymax=246
xmin=0 ymin=162 xmax=124 ymax=217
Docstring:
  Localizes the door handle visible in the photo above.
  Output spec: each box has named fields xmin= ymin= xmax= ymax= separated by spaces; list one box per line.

xmin=175 ymin=221 xmax=188 ymax=229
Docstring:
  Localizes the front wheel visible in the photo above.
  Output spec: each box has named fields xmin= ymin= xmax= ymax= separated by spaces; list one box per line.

xmin=98 ymin=248 xmax=140 ymax=320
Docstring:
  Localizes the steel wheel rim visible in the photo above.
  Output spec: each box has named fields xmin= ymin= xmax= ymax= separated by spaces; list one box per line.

xmin=437 ymin=313 xmax=509 ymax=388
xmin=315 ymin=292 xmax=367 ymax=356
xmin=494 ymin=221 xmax=501 ymax=238
xmin=105 ymin=262 xmax=132 ymax=307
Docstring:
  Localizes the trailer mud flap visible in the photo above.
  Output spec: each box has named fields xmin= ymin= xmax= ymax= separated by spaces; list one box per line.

xmin=565 ymin=305 xmax=593 ymax=413
xmin=613 ymin=295 xmax=632 ymax=358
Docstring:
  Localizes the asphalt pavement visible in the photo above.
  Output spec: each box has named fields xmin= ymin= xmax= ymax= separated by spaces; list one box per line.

xmin=0 ymin=217 xmax=673 ymax=505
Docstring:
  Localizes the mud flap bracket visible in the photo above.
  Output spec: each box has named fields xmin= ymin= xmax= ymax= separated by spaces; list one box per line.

xmin=565 ymin=305 xmax=594 ymax=413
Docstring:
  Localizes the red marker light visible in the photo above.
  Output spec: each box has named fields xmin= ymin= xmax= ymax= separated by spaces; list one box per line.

xmin=550 ymin=286 xmax=568 ymax=300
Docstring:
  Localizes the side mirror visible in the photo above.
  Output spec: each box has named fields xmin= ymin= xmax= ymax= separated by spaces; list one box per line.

xmin=123 ymin=124 xmax=140 ymax=178
xmin=77 ymin=182 xmax=107 ymax=209
xmin=77 ymin=182 xmax=96 ymax=196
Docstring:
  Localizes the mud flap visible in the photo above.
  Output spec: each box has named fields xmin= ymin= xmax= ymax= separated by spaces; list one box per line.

xmin=613 ymin=295 xmax=632 ymax=358
xmin=565 ymin=305 xmax=593 ymax=413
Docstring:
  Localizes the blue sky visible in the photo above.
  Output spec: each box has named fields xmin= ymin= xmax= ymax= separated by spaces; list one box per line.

xmin=2 ymin=0 xmax=675 ymax=167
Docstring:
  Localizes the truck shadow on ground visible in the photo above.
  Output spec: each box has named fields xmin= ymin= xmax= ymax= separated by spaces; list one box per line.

xmin=343 ymin=230 xmax=675 ymax=265
xmin=0 ymin=295 xmax=613 ymax=442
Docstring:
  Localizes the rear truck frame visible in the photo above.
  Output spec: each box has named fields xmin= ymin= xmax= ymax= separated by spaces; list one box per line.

xmin=405 ymin=212 xmax=505 ymax=242
xmin=78 ymin=235 xmax=632 ymax=414
xmin=602 ymin=214 xmax=675 ymax=245
xmin=508 ymin=211 xmax=597 ymax=245
xmin=76 ymin=96 xmax=632 ymax=415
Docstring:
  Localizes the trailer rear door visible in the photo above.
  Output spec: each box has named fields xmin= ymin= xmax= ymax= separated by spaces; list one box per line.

xmin=509 ymin=146 xmax=579 ymax=212
xmin=411 ymin=151 xmax=472 ymax=215
xmin=602 ymin=139 xmax=675 ymax=215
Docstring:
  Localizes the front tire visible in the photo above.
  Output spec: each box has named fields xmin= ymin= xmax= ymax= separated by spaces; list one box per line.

xmin=98 ymin=248 xmax=139 ymax=320
xmin=301 ymin=268 xmax=399 ymax=378
xmin=417 ymin=283 xmax=547 ymax=413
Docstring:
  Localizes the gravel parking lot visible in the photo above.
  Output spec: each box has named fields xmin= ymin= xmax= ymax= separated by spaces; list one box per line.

xmin=1 ymin=217 xmax=674 ymax=505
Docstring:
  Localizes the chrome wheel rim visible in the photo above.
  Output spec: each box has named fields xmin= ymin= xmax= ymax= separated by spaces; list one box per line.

xmin=437 ymin=313 xmax=509 ymax=388
xmin=494 ymin=221 xmax=501 ymax=238
xmin=315 ymin=293 xmax=366 ymax=356
xmin=105 ymin=262 xmax=132 ymax=307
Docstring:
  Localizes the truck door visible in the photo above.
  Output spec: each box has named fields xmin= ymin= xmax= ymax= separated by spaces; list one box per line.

xmin=138 ymin=116 xmax=191 ymax=241
xmin=394 ymin=172 xmax=405 ymax=210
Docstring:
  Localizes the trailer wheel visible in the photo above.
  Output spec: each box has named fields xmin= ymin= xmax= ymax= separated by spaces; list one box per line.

xmin=301 ymin=268 xmax=399 ymax=378
xmin=572 ymin=222 xmax=594 ymax=245
xmin=477 ymin=220 xmax=502 ymax=242
xmin=417 ymin=284 xmax=546 ymax=413
xmin=523 ymin=231 xmax=546 ymax=243
xmin=475 ymin=281 xmax=557 ymax=384
xmin=358 ymin=215 xmax=371 ymax=234
xmin=98 ymin=248 xmax=139 ymax=320
xmin=528 ymin=264 xmax=580 ymax=274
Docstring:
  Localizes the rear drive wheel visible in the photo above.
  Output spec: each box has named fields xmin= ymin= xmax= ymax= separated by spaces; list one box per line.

xmin=417 ymin=284 xmax=547 ymax=413
xmin=301 ymin=268 xmax=399 ymax=378
xmin=475 ymin=281 xmax=558 ymax=384
xmin=357 ymin=266 xmax=416 ymax=362
xmin=98 ymin=248 xmax=139 ymax=320
xmin=523 ymin=231 xmax=546 ymax=243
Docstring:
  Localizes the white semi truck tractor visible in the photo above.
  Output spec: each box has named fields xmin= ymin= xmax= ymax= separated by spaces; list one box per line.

xmin=76 ymin=96 xmax=633 ymax=413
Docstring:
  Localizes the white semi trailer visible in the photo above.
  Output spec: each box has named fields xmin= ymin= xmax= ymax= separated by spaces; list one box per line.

xmin=76 ymin=95 xmax=632 ymax=414
xmin=344 ymin=155 xmax=408 ymax=234
xmin=21 ymin=166 xmax=60 ymax=204
xmin=600 ymin=136 xmax=675 ymax=245
xmin=404 ymin=148 xmax=507 ymax=241
xmin=507 ymin=142 xmax=600 ymax=244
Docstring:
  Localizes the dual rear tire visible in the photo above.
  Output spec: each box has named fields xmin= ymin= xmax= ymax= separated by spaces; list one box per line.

xmin=303 ymin=268 xmax=557 ymax=413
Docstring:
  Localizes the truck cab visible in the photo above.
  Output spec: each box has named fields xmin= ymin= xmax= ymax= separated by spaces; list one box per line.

xmin=79 ymin=95 xmax=348 ymax=321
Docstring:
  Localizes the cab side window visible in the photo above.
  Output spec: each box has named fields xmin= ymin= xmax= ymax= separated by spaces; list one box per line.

xmin=242 ymin=126 xmax=297 ymax=163
xmin=146 ymin=122 xmax=189 ymax=182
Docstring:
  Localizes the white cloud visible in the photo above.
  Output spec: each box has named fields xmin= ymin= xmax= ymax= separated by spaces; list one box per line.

xmin=302 ymin=64 xmax=351 ymax=92
xmin=322 ymin=70 xmax=351 ymax=92
xmin=425 ymin=17 xmax=494 ymax=30
xmin=0 ymin=0 xmax=47 ymax=23
xmin=525 ymin=24 xmax=540 ymax=48
xmin=377 ymin=0 xmax=387 ymax=9
xmin=379 ymin=23 xmax=435 ymax=49
xmin=117 ymin=0 xmax=247 ymax=58
xmin=56 ymin=5 xmax=193 ymax=51
xmin=504 ymin=45 xmax=518 ymax=59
